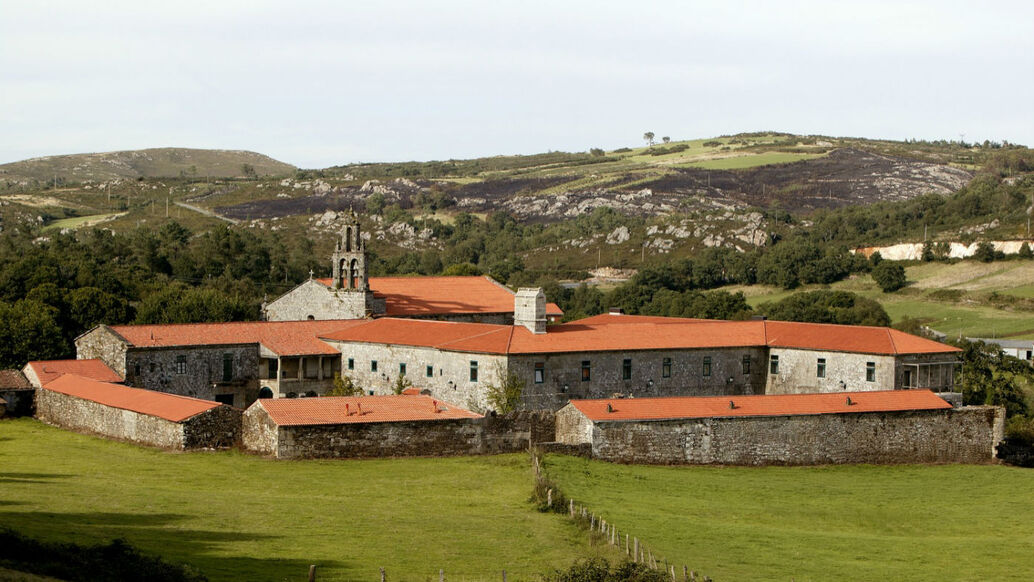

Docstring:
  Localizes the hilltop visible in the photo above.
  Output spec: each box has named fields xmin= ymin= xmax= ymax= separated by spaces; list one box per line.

xmin=0 ymin=147 xmax=295 ymax=185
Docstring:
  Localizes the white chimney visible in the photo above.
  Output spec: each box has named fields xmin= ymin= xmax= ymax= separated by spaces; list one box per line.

xmin=515 ymin=288 xmax=547 ymax=334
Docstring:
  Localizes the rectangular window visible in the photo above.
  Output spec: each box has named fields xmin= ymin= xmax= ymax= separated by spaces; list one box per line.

xmin=133 ymin=363 xmax=141 ymax=377
xmin=742 ymin=355 xmax=751 ymax=375
xmin=769 ymin=355 xmax=779 ymax=375
xmin=662 ymin=357 xmax=671 ymax=378
xmin=702 ymin=357 xmax=712 ymax=377
xmin=469 ymin=361 xmax=478 ymax=382
xmin=426 ymin=365 xmax=434 ymax=378
xmin=347 ymin=358 xmax=354 ymax=370
xmin=222 ymin=353 xmax=233 ymax=382
xmin=175 ymin=355 xmax=187 ymax=375
xmin=268 ymin=359 xmax=278 ymax=380
xmin=581 ymin=361 xmax=591 ymax=382
xmin=622 ymin=359 xmax=632 ymax=380
xmin=214 ymin=393 xmax=234 ymax=406
xmin=866 ymin=361 xmax=876 ymax=382
xmin=534 ymin=362 xmax=544 ymax=384
xmin=371 ymin=360 xmax=378 ymax=372
xmin=817 ymin=358 xmax=826 ymax=379
xmin=399 ymin=363 xmax=407 ymax=376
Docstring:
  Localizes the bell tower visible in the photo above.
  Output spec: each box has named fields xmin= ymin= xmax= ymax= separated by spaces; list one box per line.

xmin=331 ymin=213 xmax=368 ymax=291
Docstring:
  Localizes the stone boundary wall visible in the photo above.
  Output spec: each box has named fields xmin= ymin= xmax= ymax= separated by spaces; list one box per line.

xmin=589 ymin=406 xmax=1004 ymax=466
xmin=35 ymin=388 xmax=242 ymax=450
xmin=243 ymin=408 xmax=556 ymax=459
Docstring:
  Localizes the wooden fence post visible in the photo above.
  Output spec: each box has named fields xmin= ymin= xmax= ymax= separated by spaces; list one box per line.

xmin=625 ymin=533 xmax=630 ymax=556
xmin=547 ymin=488 xmax=552 ymax=507
xmin=380 ymin=567 xmax=386 ymax=582
xmin=569 ymin=499 xmax=574 ymax=517
xmin=439 ymin=568 xmax=444 ymax=582
xmin=633 ymin=537 xmax=639 ymax=563
xmin=308 ymin=564 xmax=316 ymax=582
xmin=502 ymin=570 xmax=507 ymax=582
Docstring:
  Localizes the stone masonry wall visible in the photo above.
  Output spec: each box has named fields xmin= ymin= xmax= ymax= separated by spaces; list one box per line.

xmin=124 ymin=345 xmax=259 ymax=407
xmin=590 ymin=406 xmax=1004 ymax=465
xmin=75 ymin=326 xmax=129 ymax=378
xmin=555 ymin=403 xmax=594 ymax=445
xmin=183 ymin=405 xmax=243 ymax=449
xmin=241 ymin=403 xmax=278 ymax=455
xmin=480 ymin=410 xmax=555 ymax=453
xmin=509 ymin=348 xmax=769 ymax=410
xmin=765 ymin=349 xmax=896 ymax=394
xmin=264 ymin=279 xmax=368 ymax=321
xmin=36 ymin=388 xmax=186 ymax=449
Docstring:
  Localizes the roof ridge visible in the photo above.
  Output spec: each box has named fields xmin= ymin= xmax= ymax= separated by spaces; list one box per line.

xmin=436 ymin=326 xmax=513 ymax=351
xmin=886 ymin=327 xmax=899 ymax=354
xmin=505 ymin=326 xmax=515 ymax=354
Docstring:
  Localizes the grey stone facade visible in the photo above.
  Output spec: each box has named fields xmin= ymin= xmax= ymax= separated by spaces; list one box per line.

xmin=75 ymin=325 xmax=129 ymax=378
xmin=556 ymin=404 xmax=1005 ymax=465
xmin=766 ymin=349 xmax=956 ymax=394
xmin=123 ymin=345 xmax=260 ymax=408
xmin=241 ymin=406 xmax=555 ymax=459
xmin=263 ymin=279 xmax=377 ymax=321
xmin=36 ymin=388 xmax=241 ymax=450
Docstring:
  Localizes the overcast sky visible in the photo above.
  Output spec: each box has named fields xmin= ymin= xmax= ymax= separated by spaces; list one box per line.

xmin=2 ymin=1 xmax=1032 ymax=168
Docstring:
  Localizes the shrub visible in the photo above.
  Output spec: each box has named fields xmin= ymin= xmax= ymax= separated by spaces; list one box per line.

xmin=872 ymin=261 xmax=907 ymax=292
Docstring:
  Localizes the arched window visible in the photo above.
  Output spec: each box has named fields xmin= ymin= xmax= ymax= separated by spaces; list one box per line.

xmin=349 ymin=258 xmax=360 ymax=289
xmin=339 ymin=258 xmax=349 ymax=288
xmin=258 ymin=386 xmax=274 ymax=399
xmin=344 ymin=227 xmax=353 ymax=252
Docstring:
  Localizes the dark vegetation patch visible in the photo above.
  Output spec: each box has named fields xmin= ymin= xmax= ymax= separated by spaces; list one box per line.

xmin=216 ymin=193 xmax=360 ymax=220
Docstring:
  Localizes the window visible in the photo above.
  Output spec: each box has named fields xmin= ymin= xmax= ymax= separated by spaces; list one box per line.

xmin=622 ymin=359 xmax=632 ymax=380
xmin=534 ymin=362 xmax=544 ymax=384
xmin=371 ymin=360 xmax=378 ymax=372
xmin=662 ymin=357 xmax=672 ymax=378
xmin=581 ymin=361 xmax=591 ymax=382
xmin=817 ymin=358 xmax=826 ymax=379
xmin=347 ymin=358 xmax=354 ymax=370
xmin=426 ymin=365 xmax=434 ymax=378
xmin=469 ymin=361 xmax=478 ymax=382
xmin=399 ymin=363 xmax=407 ymax=376
xmin=866 ymin=361 xmax=876 ymax=382
xmin=222 ymin=353 xmax=233 ymax=382
xmin=214 ymin=393 xmax=234 ymax=406
xmin=742 ymin=355 xmax=751 ymax=375
xmin=702 ymin=357 xmax=712 ymax=377
xmin=267 ymin=359 xmax=278 ymax=380
xmin=133 ymin=363 xmax=141 ymax=377
xmin=175 ymin=355 xmax=187 ymax=375
xmin=769 ymin=355 xmax=779 ymax=375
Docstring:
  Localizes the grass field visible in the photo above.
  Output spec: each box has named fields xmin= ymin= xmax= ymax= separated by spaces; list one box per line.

xmin=725 ymin=260 xmax=1034 ymax=340
xmin=0 ymin=419 xmax=607 ymax=581
xmin=42 ymin=212 xmax=125 ymax=231
xmin=544 ymin=455 xmax=1034 ymax=582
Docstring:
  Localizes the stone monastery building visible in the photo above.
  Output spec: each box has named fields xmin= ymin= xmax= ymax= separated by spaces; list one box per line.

xmin=74 ymin=219 xmax=960 ymax=410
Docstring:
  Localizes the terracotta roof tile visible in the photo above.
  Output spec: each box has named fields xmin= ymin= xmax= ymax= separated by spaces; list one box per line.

xmin=25 ymin=359 xmax=122 ymax=386
xmin=570 ymin=390 xmax=952 ymax=422
xmin=763 ymin=320 xmax=960 ymax=355
xmin=315 ymin=275 xmax=563 ymax=317
xmin=254 ymin=394 xmax=482 ymax=426
xmin=109 ymin=320 xmax=365 ymax=356
xmin=44 ymin=375 xmax=222 ymax=422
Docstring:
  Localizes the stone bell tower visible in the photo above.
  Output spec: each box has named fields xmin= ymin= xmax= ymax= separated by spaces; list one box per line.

xmin=331 ymin=213 xmax=368 ymax=291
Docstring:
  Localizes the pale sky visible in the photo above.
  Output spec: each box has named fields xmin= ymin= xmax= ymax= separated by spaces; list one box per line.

xmin=2 ymin=1 xmax=1032 ymax=168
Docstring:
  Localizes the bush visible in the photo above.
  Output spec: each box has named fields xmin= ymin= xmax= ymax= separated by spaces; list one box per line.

xmin=545 ymin=558 xmax=671 ymax=582
xmin=872 ymin=261 xmax=907 ymax=292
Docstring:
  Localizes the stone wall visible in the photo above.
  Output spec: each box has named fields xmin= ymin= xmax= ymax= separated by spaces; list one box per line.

xmin=509 ymin=348 xmax=769 ymax=410
xmin=264 ymin=279 xmax=369 ymax=321
xmin=75 ymin=325 xmax=129 ymax=378
xmin=766 ymin=349 xmax=896 ymax=394
xmin=183 ymin=405 xmax=243 ymax=449
xmin=329 ymin=340 xmax=507 ymax=411
xmin=36 ymin=388 xmax=186 ymax=449
xmin=242 ymin=406 xmax=555 ymax=459
xmin=124 ymin=345 xmax=260 ymax=407
xmin=584 ymin=406 xmax=1004 ymax=465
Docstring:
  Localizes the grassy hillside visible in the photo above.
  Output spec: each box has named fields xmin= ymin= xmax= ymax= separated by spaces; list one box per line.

xmin=545 ymin=454 xmax=1034 ymax=582
xmin=0 ymin=148 xmax=295 ymax=184
xmin=0 ymin=419 xmax=608 ymax=581
xmin=727 ymin=259 xmax=1034 ymax=339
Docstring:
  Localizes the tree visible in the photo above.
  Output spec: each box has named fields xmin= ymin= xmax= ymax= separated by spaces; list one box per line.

xmin=240 ymin=163 xmax=257 ymax=178
xmin=661 ymin=136 xmax=671 ymax=144
xmin=1018 ymin=242 xmax=1033 ymax=259
xmin=589 ymin=148 xmax=605 ymax=157
xmin=0 ymin=299 xmax=68 ymax=367
xmin=642 ymin=132 xmax=655 ymax=147
xmin=485 ymin=362 xmax=525 ymax=413
xmin=921 ymin=240 xmax=935 ymax=262
xmin=871 ymin=261 xmax=907 ymax=292
xmin=326 ymin=372 xmax=362 ymax=397
xmin=758 ymin=290 xmax=890 ymax=327
xmin=391 ymin=372 xmax=412 ymax=395
xmin=972 ymin=242 xmax=996 ymax=263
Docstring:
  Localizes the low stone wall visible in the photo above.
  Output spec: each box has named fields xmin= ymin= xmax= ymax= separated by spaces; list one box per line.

xmin=588 ymin=406 xmax=1004 ymax=466
xmin=183 ymin=405 xmax=243 ymax=449
xmin=0 ymin=388 xmax=35 ymax=417
xmin=36 ymin=388 xmax=186 ymax=449
xmin=481 ymin=410 xmax=555 ymax=453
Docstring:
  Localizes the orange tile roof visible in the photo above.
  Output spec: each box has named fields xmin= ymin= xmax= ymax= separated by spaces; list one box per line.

xmin=109 ymin=320 xmax=366 ymax=355
xmin=321 ymin=314 xmax=956 ymax=356
xmin=570 ymin=389 xmax=952 ymax=422
xmin=25 ymin=359 xmax=123 ymax=386
xmin=44 ymin=374 xmax=222 ymax=422
xmin=0 ymin=369 xmax=30 ymax=389
xmin=254 ymin=394 xmax=482 ymax=426
xmin=315 ymin=275 xmax=563 ymax=317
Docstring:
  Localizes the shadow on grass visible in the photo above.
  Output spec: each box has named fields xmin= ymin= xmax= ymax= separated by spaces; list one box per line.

xmin=0 ymin=473 xmax=73 ymax=484
xmin=0 ymin=511 xmax=345 ymax=581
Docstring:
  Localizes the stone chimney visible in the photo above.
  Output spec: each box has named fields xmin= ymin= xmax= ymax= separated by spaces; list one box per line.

xmin=515 ymin=288 xmax=547 ymax=334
